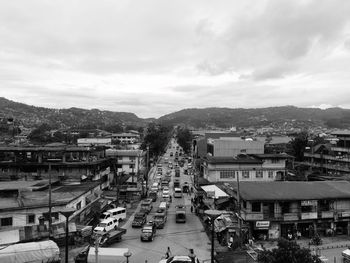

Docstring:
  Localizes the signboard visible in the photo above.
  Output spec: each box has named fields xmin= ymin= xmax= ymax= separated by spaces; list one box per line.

xmin=301 ymin=200 xmax=317 ymax=206
xmin=255 ymin=221 xmax=270 ymax=229
xmin=341 ymin=211 xmax=350 ymax=218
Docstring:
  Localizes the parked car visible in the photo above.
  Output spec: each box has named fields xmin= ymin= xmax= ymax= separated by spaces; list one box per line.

xmin=132 ymin=212 xmax=147 ymax=228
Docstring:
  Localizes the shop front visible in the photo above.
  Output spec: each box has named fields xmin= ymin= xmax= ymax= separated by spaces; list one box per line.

xmin=252 ymin=221 xmax=270 ymax=240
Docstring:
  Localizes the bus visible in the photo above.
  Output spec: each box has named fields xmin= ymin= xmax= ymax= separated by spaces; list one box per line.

xmin=174 ymin=188 xmax=183 ymax=198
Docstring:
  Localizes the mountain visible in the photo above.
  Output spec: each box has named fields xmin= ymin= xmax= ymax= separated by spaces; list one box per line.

xmin=1 ymin=97 xmax=350 ymax=130
xmin=158 ymin=106 xmax=350 ymax=129
xmin=0 ymin=97 xmax=149 ymax=129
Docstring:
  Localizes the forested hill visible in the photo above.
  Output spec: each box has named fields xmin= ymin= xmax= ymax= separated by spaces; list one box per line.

xmin=0 ymin=97 xmax=149 ymax=129
xmin=1 ymin=97 xmax=350 ymax=130
xmin=158 ymin=106 xmax=350 ymax=129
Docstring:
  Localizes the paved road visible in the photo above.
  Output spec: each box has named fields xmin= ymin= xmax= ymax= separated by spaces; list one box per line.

xmin=112 ymin=140 xmax=211 ymax=263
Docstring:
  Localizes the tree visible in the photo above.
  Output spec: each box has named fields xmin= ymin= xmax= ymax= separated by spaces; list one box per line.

xmin=289 ymin=131 xmax=309 ymax=162
xmin=141 ymin=123 xmax=172 ymax=158
xmin=258 ymin=238 xmax=321 ymax=263
xmin=176 ymin=127 xmax=193 ymax=154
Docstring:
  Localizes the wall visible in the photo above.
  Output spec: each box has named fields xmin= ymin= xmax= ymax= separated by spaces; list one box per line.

xmin=212 ymin=139 xmax=264 ymax=157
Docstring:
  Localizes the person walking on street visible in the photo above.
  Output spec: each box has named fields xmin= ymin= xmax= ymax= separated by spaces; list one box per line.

xmin=165 ymin=247 xmax=172 ymax=259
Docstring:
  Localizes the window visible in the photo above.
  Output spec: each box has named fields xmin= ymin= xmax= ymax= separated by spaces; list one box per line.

xmin=27 ymin=214 xmax=35 ymax=224
xmin=0 ymin=217 xmax=13 ymax=227
xmin=281 ymin=202 xmax=290 ymax=213
xmin=242 ymin=171 xmax=249 ymax=179
xmin=251 ymin=202 xmax=261 ymax=212
xmin=129 ymin=157 xmax=136 ymax=161
xmin=76 ymin=201 xmax=82 ymax=210
xmin=219 ymin=170 xmax=235 ymax=179
xmin=268 ymin=171 xmax=274 ymax=178
xmin=256 ymin=170 xmax=263 ymax=178
xmin=117 ymin=156 xmax=123 ymax=160
xmin=240 ymin=149 xmax=246 ymax=153
xmin=271 ymin=159 xmax=279 ymax=164
xmin=243 ymin=201 xmax=247 ymax=209
xmin=129 ymin=164 xmax=135 ymax=169
xmin=43 ymin=212 xmax=59 ymax=221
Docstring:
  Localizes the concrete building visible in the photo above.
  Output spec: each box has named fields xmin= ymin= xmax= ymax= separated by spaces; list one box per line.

xmin=0 ymin=144 xmax=111 ymax=182
xmin=202 ymin=154 xmax=289 ymax=182
xmin=219 ymin=181 xmax=350 ymax=240
xmin=0 ymin=180 xmax=110 ymax=244
xmin=207 ymin=137 xmax=264 ymax=157
xmin=303 ymin=130 xmax=350 ymax=178
xmin=105 ymin=149 xmax=146 ymax=176
xmin=77 ymin=137 xmax=112 ymax=147
xmin=111 ymin=133 xmax=140 ymax=144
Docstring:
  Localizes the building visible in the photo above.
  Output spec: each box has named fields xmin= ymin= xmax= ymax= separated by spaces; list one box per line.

xmin=77 ymin=137 xmax=112 ymax=147
xmin=303 ymin=130 xmax=350 ymax=178
xmin=219 ymin=181 xmax=350 ymax=240
xmin=0 ymin=180 xmax=111 ymax=244
xmin=111 ymin=133 xmax=140 ymax=144
xmin=202 ymin=153 xmax=290 ymax=182
xmin=0 ymin=144 xmax=112 ymax=182
xmin=105 ymin=149 xmax=146 ymax=176
xmin=207 ymin=138 xmax=264 ymax=157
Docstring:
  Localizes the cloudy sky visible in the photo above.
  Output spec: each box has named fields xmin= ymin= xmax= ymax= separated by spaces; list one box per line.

xmin=1 ymin=0 xmax=350 ymax=118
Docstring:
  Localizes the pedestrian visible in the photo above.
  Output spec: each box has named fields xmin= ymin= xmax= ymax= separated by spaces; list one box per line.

xmin=165 ymin=247 xmax=171 ymax=259
xmin=228 ymin=235 xmax=234 ymax=249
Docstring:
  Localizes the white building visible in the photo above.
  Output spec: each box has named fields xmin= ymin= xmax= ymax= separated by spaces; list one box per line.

xmin=111 ymin=133 xmax=140 ymax=144
xmin=77 ymin=137 xmax=112 ymax=147
xmin=106 ymin=149 xmax=146 ymax=175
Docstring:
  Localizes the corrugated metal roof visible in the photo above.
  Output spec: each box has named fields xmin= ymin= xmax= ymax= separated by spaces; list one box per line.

xmin=229 ymin=181 xmax=350 ymax=201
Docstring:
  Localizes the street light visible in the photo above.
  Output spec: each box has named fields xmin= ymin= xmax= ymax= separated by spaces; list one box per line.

xmin=124 ymin=250 xmax=132 ymax=263
xmin=59 ymin=208 xmax=75 ymax=263
xmin=205 ymin=209 xmax=222 ymax=263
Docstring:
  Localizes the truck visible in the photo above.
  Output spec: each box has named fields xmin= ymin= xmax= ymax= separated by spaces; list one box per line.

xmin=132 ymin=212 xmax=147 ymax=228
xmin=140 ymin=198 xmax=153 ymax=214
xmin=140 ymin=222 xmax=156 ymax=242
xmin=153 ymin=211 xmax=167 ymax=229
xmin=0 ymin=240 xmax=60 ymax=263
xmin=175 ymin=204 xmax=186 ymax=223
xmin=75 ymin=246 xmax=130 ymax=263
xmin=91 ymin=227 xmax=127 ymax=247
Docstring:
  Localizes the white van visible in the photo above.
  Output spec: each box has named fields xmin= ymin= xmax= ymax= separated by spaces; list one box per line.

xmin=94 ymin=217 xmax=119 ymax=233
xmin=107 ymin=207 xmax=126 ymax=222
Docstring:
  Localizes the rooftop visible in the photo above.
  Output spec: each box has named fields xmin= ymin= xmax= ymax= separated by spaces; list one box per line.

xmin=206 ymin=155 xmax=263 ymax=164
xmin=222 ymin=181 xmax=350 ymax=201
xmin=332 ymin=130 xmax=350 ymax=136
xmin=0 ymin=181 xmax=101 ymax=211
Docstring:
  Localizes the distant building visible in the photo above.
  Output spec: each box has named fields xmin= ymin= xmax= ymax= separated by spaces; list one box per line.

xmin=77 ymin=137 xmax=112 ymax=147
xmin=111 ymin=133 xmax=140 ymax=144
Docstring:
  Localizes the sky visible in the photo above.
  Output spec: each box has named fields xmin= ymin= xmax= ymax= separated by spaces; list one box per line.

xmin=1 ymin=0 xmax=350 ymax=118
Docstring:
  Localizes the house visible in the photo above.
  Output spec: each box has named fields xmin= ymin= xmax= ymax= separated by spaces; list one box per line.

xmin=218 ymin=181 xmax=350 ymax=240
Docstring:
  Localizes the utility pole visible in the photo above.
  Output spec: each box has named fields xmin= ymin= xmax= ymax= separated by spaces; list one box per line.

xmin=48 ymin=163 xmax=52 ymax=238
xmin=236 ymin=173 xmax=242 ymax=246
xmin=145 ymin=146 xmax=150 ymax=195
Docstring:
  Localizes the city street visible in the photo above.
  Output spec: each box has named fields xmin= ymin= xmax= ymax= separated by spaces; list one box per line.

xmin=112 ymin=140 xmax=211 ymax=263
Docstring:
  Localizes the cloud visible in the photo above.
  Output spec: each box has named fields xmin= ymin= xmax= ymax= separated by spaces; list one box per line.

xmin=0 ymin=0 xmax=350 ymax=117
